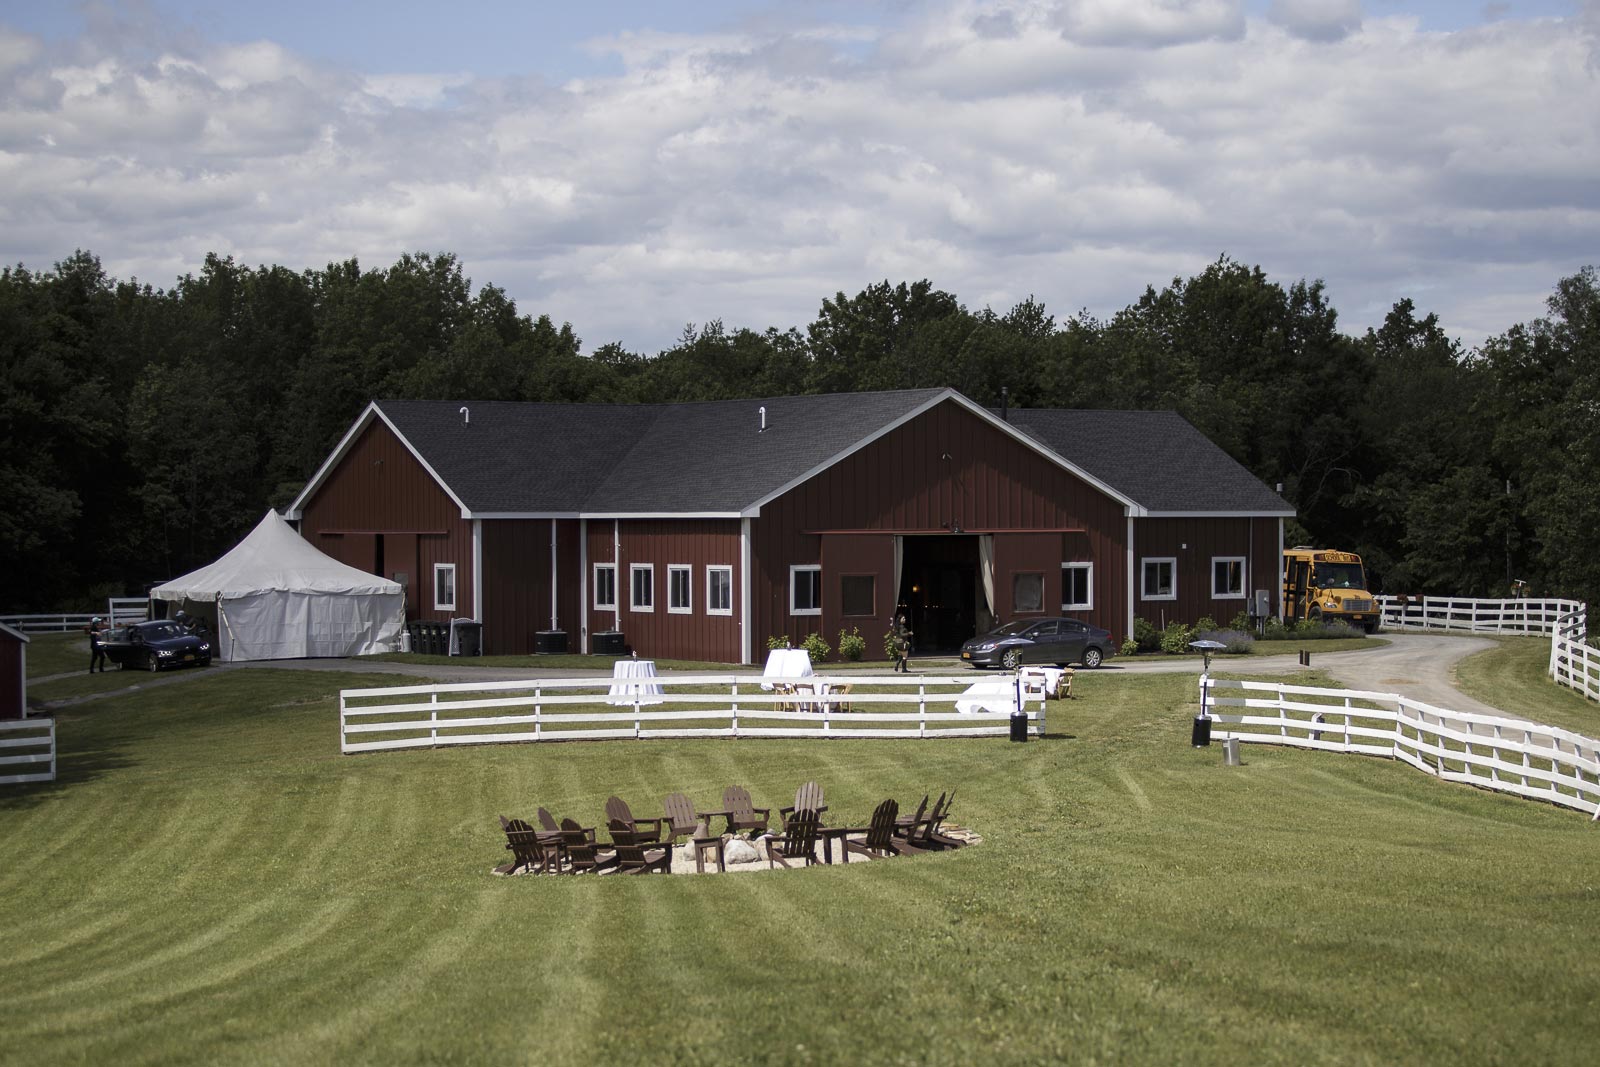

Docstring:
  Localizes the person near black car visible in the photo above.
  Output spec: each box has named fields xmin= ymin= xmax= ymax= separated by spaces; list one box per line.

xmin=86 ymin=616 xmax=108 ymax=673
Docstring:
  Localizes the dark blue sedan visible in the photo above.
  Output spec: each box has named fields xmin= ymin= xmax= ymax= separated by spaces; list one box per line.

xmin=960 ymin=617 xmax=1116 ymax=670
xmin=102 ymin=620 xmax=213 ymax=672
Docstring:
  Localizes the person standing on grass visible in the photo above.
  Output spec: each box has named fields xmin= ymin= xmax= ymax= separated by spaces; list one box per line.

xmin=86 ymin=616 xmax=108 ymax=673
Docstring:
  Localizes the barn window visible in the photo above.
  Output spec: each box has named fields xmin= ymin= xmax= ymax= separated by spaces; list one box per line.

xmin=1013 ymin=572 xmax=1044 ymax=614
xmin=840 ymin=575 xmax=875 ymax=617
xmin=1141 ymin=558 xmax=1176 ymax=600
xmin=668 ymin=565 xmax=692 ymax=614
xmin=433 ymin=564 xmax=456 ymax=611
xmin=594 ymin=564 xmax=616 ymax=611
xmin=631 ymin=564 xmax=655 ymax=612
xmin=790 ymin=565 xmax=821 ymax=615
xmin=1212 ymin=557 xmax=1246 ymax=599
xmin=1062 ymin=562 xmax=1093 ymax=610
xmin=707 ymin=566 xmax=733 ymax=615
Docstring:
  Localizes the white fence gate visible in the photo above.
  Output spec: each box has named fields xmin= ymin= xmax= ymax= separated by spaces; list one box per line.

xmin=1199 ymin=676 xmax=1600 ymax=819
xmin=0 ymin=717 xmax=56 ymax=785
xmin=339 ymin=674 xmax=1045 ymax=754
xmin=1378 ymin=595 xmax=1583 ymax=635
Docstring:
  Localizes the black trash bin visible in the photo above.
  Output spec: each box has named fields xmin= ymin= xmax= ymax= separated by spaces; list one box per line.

xmin=535 ymin=630 xmax=568 ymax=655
xmin=405 ymin=621 xmax=421 ymax=654
xmin=452 ymin=620 xmax=482 ymax=657
xmin=593 ymin=631 xmax=625 ymax=655
xmin=425 ymin=621 xmax=445 ymax=656
xmin=1009 ymin=710 xmax=1029 ymax=742
xmin=1191 ymin=713 xmax=1213 ymax=747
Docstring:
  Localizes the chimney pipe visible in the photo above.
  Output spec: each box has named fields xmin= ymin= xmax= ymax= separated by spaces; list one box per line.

xmin=759 ymin=405 xmax=767 ymax=433
xmin=1000 ymin=387 xmax=1009 ymax=422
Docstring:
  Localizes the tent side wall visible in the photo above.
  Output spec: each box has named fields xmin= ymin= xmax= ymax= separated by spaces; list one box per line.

xmin=217 ymin=591 xmax=405 ymax=662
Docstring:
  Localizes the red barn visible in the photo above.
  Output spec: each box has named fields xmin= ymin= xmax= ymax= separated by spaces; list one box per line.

xmin=286 ymin=388 xmax=1291 ymax=662
xmin=0 ymin=622 xmax=28 ymax=719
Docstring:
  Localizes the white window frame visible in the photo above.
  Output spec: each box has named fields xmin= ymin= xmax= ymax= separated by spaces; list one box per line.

xmin=1062 ymin=562 xmax=1094 ymax=610
xmin=668 ymin=564 xmax=692 ymax=614
xmin=432 ymin=563 xmax=457 ymax=611
xmin=707 ymin=565 xmax=733 ymax=616
xmin=1141 ymin=557 xmax=1177 ymax=601
xmin=631 ymin=563 xmax=655 ymax=612
xmin=593 ymin=563 xmax=616 ymax=611
xmin=790 ymin=564 xmax=821 ymax=616
xmin=1212 ymin=556 xmax=1247 ymax=599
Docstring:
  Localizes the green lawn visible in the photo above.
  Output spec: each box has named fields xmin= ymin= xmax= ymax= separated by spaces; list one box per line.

xmin=4 ymin=661 xmax=1598 ymax=1065
xmin=1452 ymin=635 xmax=1600 ymax=734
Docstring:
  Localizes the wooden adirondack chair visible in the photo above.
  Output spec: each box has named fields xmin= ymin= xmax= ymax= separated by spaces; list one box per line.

xmin=604 ymin=795 xmax=664 ymax=842
xmin=897 ymin=792 xmax=961 ymax=851
xmin=536 ymin=807 xmax=560 ymax=833
xmin=559 ymin=817 xmax=618 ymax=874
xmin=923 ymin=790 xmax=966 ymax=850
xmin=721 ymin=785 xmax=770 ymax=836
xmin=779 ymin=781 xmax=828 ymax=830
xmin=661 ymin=792 xmax=702 ymax=846
xmin=608 ymin=819 xmax=673 ymax=874
xmin=765 ymin=807 xmax=821 ymax=869
xmin=498 ymin=816 xmax=565 ymax=875
xmin=845 ymin=799 xmax=927 ymax=860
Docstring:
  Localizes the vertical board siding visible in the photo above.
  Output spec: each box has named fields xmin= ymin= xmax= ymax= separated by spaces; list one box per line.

xmin=1132 ymin=516 xmax=1274 ymax=626
xmin=481 ymin=519 xmax=587 ymax=656
xmin=752 ymin=401 xmax=1130 ymax=652
xmin=299 ymin=421 xmax=475 ymax=623
xmin=586 ymin=520 xmax=742 ymax=662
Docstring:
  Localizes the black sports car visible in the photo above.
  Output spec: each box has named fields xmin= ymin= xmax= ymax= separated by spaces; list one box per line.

xmin=102 ymin=620 xmax=213 ymax=672
xmin=960 ymin=617 xmax=1116 ymax=670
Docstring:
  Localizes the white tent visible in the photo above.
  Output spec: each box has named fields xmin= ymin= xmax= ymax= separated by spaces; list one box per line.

xmin=152 ymin=510 xmax=405 ymax=662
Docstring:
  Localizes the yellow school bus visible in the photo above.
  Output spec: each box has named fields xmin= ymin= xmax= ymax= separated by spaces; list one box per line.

xmin=1282 ymin=547 xmax=1380 ymax=633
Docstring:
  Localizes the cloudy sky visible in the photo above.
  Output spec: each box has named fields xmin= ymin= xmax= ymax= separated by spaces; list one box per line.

xmin=2 ymin=1 xmax=1595 ymax=353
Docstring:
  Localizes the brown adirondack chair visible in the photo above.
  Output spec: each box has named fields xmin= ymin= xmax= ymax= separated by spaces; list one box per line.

xmin=536 ymin=807 xmax=560 ymax=833
xmin=609 ymin=819 xmax=673 ymax=874
xmin=845 ymin=799 xmax=926 ymax=861
xmin=604 ymin=795 xmax=664 ymax=842
xmin=559 ymin=817 xmax=618 ymax=874
xmin=894 ymin=794 xmax=930 ymax=838
xmin=897 ymin=792 xmax=961 ymax=851
xmin=498 ymin=816 xmax=565 ymax=875
xmin=765 ymin=807 xmax=821 ymax=869
xmin=661 ymin=792 xmax=702 ymax=846
xmin=923 ymin=790 xmax=966 ymax=850
xmin=779 ymin=780 xmax=828 ymax=830
xmin=721 ymin=785 xmax=770 ymax=836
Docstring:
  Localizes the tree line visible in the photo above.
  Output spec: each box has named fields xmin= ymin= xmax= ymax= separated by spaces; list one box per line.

xmin=2 ymin=250 xmax=1596 ymax=612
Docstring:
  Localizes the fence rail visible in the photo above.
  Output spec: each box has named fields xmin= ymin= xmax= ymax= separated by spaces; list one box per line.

xmin=0 ymin=717 xmax=56 ymax=785
xmin=339 ymin=673 xmax=1044 ymax=754
xmin=0 ymin=613 xmax=96 ymax=633
xmin=1199 ymin=675 xmax=1600 ymax=819
xmin=1378 ymin=595 xmax=1584 ymax=635
xmin=1551 ymin=611 xmax=1600 ymax=704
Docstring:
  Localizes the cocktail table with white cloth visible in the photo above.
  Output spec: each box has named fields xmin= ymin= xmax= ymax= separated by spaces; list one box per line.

xmin=608 ymin=658 xmax=664 ymax=705
xmin=1018 ymin=666 xmax=1070 ymax=699
xmin=759 ymin=648 xmax=813 ymax=690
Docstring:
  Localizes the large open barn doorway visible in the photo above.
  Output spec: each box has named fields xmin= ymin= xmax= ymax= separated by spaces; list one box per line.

xmin=897 ymin=535 xmax=981 ymax=653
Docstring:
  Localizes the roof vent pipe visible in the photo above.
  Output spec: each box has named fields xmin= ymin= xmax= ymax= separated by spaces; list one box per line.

xmin=1000 ymin=386 xmax=1009 ymax=422
xmin=759 ymin=405 xmax=767 ymax=433
xmin=460 ymin=406 xmax=470 ymax=426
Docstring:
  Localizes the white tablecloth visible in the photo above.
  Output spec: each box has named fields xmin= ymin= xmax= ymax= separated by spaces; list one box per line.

xmin=955 ymin=678 xmax=1022 ymax=714
xmin=1019 ymin=666 xmax=1067 ymax=699
xmin=608 ymin=659 xmax=664 ymax=705
xmin=760 ymin=648 xmax=814 ymax=691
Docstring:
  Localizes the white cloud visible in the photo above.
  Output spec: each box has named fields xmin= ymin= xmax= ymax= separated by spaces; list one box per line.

xmin=1267 ymin=0 xmax=1364 ymax=42
xmin=0 ymin=2 xmax=1594 ymax=355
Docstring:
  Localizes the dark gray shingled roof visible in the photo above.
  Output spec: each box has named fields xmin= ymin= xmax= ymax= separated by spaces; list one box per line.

xmin=371 ymin=390 xmax=1291 ymax=516
xmin=1004 ymin=409 xmax=1293 ymax=514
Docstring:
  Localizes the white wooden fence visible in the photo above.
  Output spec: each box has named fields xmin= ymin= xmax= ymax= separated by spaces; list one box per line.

xmin=1199 ymin=676 xmax=1600 ymax=819
xmin=0 ymin=717 xmax=56 ymax=785
xmin=339 ymin=674 xmax=1044 ymax=754
xmin=1550 ymin=611 xmax=1600 ymax=704
xmin=1378 ymin=595 xmax=1584 ymax=635
xmin=0 ymin=613 xmax=95 ymax=634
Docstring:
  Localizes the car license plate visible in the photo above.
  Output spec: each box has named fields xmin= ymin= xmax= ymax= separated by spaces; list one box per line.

xmin=182 ymin=653 xmax=194 ymax=661
xmin=961 ymin=651 xmax=971 ymax=659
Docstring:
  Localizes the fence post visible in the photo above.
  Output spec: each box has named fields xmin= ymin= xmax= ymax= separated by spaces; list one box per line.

xmin=48 ymin=718 xmax=57 ymax=782
xmin=1521 ymin=728 xmax=1531 ymax=790
xmin=1490 ymin=724 xmax=1501 ymax=785
xmin=634 ymin=689 xmax=641 ymax=740
xmin=534 ymin=683 xmax=542 ymax=740
xmin=430 ymin=691 xmax=439 ymax=748
xmin=340 ymin=690 xmax=348 ymax=754
xmin=918 ymin=678 xmax=926 ymax=739
xmin=1037 ymin=687 xmax=1047 ymax=738
xmin=731 ymin=680 xmax=739 ymax=739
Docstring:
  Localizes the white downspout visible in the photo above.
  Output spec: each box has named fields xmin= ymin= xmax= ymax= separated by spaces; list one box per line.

xmin=740 ymin=517 xmax=753 ymax=665
xmin=1126 ymin=513 xmax=1136 ymax=641
xmin=550 ymin=518 xmax=558 ymax=630
xmin=472 ymin=520 xmax=483 ymax=624
xmin=613 ymin=519 xmax=622 ymax=633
